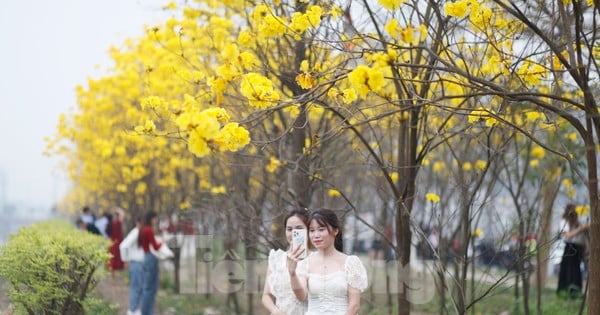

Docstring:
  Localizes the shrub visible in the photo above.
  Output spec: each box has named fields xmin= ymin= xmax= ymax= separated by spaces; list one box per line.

xmin=0 ymin=220 xmax=110 ymax=315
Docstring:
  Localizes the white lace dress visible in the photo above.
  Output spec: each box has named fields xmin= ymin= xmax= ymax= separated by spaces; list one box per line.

xmin=266 ymin=249 xmax=307 ymax=315
xmin=299 ymin=255 xmax=368 ymax=315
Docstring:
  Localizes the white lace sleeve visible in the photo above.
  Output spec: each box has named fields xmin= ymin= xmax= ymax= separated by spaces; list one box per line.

xmin=345 ymin=255 xmax=368 ymax=292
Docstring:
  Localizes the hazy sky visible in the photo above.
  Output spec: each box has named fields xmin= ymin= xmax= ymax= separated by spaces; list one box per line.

xmin=0 ymin=0 xmax=167 ymax=210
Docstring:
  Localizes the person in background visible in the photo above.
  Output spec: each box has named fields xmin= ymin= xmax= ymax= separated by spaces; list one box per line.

xmin=76 ymin=218 xmax=101 ymax=235
xmin=95 ymin=210 xmax=112 ymax=238
xmin=262 ymin=209 xmax=310 ymax=315
xmin=80 ymin=206 xmax=95 ymax=224
xmin=288 ymin=209 xmax=368 ymax=315
xmin=108 ymin=207 xmax=125 ymax=276
xmin=120 ymin=213 xmax=145 ymax=315
xmin=557 ymin=203 xmax=590 ymax=299
xmin=138 ymin=211 xmax=162 ymax=315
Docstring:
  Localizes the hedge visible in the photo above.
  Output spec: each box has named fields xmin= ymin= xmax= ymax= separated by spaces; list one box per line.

xmin=0 ymin=220 xmax=110 ymax=315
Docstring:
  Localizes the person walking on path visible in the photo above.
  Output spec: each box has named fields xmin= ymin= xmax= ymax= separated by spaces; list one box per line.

xmin=108 ymin=207 xmax=125 ymax=276
xmin=138 ymin=211 xmax=163 ymax=315
xmin=120 ymin=213 xmax=145 ymax=315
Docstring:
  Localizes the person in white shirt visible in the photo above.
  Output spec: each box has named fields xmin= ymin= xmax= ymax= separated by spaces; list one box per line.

xmin=120 ymin=215 xmax=145 ymax=315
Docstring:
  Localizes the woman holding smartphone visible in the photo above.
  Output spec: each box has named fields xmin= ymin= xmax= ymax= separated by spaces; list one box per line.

xmin=288 ymin=209 xmax=368 ymax=315
xmin=262 ymin=209 xmax=310 ymax=315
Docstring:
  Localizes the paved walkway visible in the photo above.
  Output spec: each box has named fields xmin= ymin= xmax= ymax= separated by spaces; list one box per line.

xmin=95 ymin=273 xmax=131 ymax=315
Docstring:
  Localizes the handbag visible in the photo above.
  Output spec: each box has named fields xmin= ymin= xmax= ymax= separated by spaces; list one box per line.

xmin=150 ymin=235 xmax=174 ymax=260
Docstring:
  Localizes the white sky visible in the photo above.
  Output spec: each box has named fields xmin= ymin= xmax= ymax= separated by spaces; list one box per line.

xmin=0 ymin=0 xmax=168 ymax=210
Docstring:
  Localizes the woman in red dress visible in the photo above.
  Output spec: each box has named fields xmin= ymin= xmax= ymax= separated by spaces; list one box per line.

xmin=108 ymin=207 xmax=125 ymax=273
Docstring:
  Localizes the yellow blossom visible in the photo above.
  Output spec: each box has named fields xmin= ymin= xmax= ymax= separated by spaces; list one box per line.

xmin=566 ymin=132 xmax=578 ymax=142
xmin=188 ymin=130 xmax=211 ymax=157
xmin=433 ymin=161 xmax=445 ymax=173
xmin=426 ymin=193 xmax=440 ymax=203
xmin=390 ymin=172 xmax=398 ymax=182
xmin=141 ymin=96 xmax=167 ymax=110
xmin=475 ymin=160 xmax=487 ymax=171
xmin=348 ymin=65 xmax=385 ymax=98
xmin=180 ymin=200 xmax=190 ymax=210
xmin=221 ymin=43 xmax=239 ymax=62
xmin=517 ymin=60 xmax=546 ymax=86
xmin=213 ymin=122 xmax=251 ymax=151
xmin=260 ymin=15 xmax=287 ymax=37
xmin=284 ymin=105 xmax=300 ymax=119
xmin=524 ymin=111 xmax=546 ymax=122
xmin=328 ymin=189 xmax=341 ymax=197
xmin=444 ymin=0 xmax=470 ymax=18
xmin=385 ymin=19 xmax=401 ymax=39
xmin=342 ymin=88 xmax=357 ymax=104
xmin=266 ymin=156 xmax=282 ymax=173
xmin=531 ymin=146 xmax=545 ymax=159
xmin=576 ymin=205 xmax=589 ymax=216
xmin=134 ymin=119 xmax=156 ymax=134
xmin=135 ymin=182 xmax=147 ymax=196
xmin=163 ymin=1 xmax=177 ymax=10
xmin=530 ymin=159 xmax=539 ymax=167
xmin=469 ymin=4 xmax=492 ymax=29
xmin=203 ymin=107 xmax=231 ymax=123
xmin=296 ymin=73 xmax=316 ymax=89
xmin=117 ymin=184 xmax=128 ymax=193
xmin=462 ymin=162 xmax=472 ymax=171
xmin=378 ymin=0 xmax=404 ymax=10
xmin=472 ymin=228 xmax=484 ymax=238
xmin=237 ymin=30 xmax=256 ymax=48
xmin=240 ymin=73 xmax=280 ymax=108
xmin=239 ymin=52 xmax=260 ymax=70
xmin=211 ymin=185 xmax=226 ymax=194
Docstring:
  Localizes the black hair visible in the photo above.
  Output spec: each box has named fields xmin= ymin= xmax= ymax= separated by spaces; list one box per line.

xmin=309 ymin=209 xmax=343 ymax=252
xmin=138 ymin=211 xmax=158 ymax=246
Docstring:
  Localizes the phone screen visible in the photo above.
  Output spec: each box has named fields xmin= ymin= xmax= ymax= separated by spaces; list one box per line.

xmin=292 ymin=229 xmax=307 ymax=259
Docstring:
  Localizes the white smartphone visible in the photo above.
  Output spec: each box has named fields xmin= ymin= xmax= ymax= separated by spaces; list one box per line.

xmin=292 ymin=229 xmax=308 ymax=259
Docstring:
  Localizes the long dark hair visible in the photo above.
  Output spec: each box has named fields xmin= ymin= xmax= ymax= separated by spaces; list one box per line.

xmin=309 ymin=209 xmax=343 ymax=252
xmin=138 ymin=210 xmax=157 ymax=246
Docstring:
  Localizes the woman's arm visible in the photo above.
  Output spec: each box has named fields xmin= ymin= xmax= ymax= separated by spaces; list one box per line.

xmin=345 ymin=286 xmax=361 ymax=315
xmin=261 ymin=267 xmax=285 ymax=315
xmin=143 ymin=227 xmax=162 ymax=251
xmin=566 ymin=223 xmax=589 ymax=240
xmin=287 ymin=246 xmax=308 ymax=301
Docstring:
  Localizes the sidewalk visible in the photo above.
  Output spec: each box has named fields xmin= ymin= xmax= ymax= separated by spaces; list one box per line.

xmin=95 ymin=274 xmax=130 ymax=315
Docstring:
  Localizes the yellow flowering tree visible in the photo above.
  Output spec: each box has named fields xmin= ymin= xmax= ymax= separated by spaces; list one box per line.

xmin=47 ymin=0 xmax=600 ymax=313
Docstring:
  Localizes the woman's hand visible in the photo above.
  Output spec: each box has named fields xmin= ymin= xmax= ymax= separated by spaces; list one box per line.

xmin=272 ymin=309 xmax=287 ymax=315
xmin=287 ymin=244 xmax=305 ymax=275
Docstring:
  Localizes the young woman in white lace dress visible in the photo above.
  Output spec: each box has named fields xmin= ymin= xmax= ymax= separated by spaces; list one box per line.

xmin=288 ymin=209 xmax=368 ymax=315
xmin=262 ymin=209 xmax=310 ymax=315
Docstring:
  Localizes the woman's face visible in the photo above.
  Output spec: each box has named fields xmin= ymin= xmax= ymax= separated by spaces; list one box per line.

xmin=309 ymin=219 xmax=337 ymax=250
xmin=285 ymin=215 xmax=307 ymax=245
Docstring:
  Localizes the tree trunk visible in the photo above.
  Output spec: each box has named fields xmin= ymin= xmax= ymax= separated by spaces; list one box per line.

xmin=536 ymin=175 xmax=560 ymax=312
xmin=290 ymin=108 xmax=311 ymax=207
xmin=584 ymin=118 xmax=600 ymax=315
xmin=396 ymin=202 xmax=412 ymax=315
